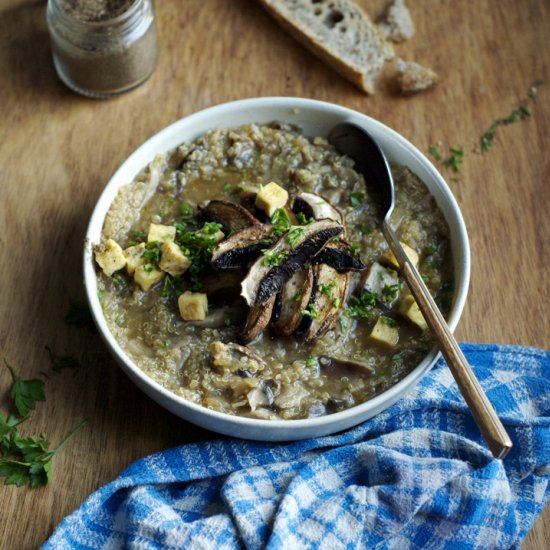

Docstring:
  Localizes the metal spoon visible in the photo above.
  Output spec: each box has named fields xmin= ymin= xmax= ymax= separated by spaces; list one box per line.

xmin=329 ymin=122 xmax=513 ymax=459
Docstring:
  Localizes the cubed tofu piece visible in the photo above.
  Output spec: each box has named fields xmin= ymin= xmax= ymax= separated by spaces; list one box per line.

xmin=124 ymin=242 xmax=146 ymax=274
xmin=255 ymin=181 xmax=289 ymax=217
xmin=159 ymin=241 xmax=191 ymax=276
xmin=360 ymin=262 xmax=401 ymax=305
xmin=147 ymin=223 xmax=176 ymax=243
xmin=399 ymin=295 xmax=428 ymax=331
xmin=95 ymin=239 xmax=126 ymax=277
xmin=134 ymin=265 xmax=164 ymax=291
xmin=178 ymin=291 xmax=208 ymax=321
xmin=382 ymin=242 xmax=419 ymax=270
xmin=367 ymin=316 xmax=399 ymax=348
xmin=214 ymin=230 xmax=225 ymax=242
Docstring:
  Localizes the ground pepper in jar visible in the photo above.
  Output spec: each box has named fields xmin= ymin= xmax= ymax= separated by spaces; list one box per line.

xmin=47 ymin=0 xmax=158 ymax=98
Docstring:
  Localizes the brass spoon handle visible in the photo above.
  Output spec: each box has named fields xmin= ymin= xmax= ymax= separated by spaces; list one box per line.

xmin=383 ymin=222 xmax=513 ymax=459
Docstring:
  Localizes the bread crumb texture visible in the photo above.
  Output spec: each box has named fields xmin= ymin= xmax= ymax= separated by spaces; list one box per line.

xmin=395 ymin=58 xmax=439 ymax=95
xmin=378 ymin=0 xmax=415 ymax=43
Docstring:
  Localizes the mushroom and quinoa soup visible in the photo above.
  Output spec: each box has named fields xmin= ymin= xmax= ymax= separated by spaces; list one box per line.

xmin=95 ymin=123 xmax=453 ymax=420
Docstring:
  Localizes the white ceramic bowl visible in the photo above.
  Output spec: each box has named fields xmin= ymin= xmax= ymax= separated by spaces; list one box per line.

xmin=84 ymin=97 xmax=470 ymax=440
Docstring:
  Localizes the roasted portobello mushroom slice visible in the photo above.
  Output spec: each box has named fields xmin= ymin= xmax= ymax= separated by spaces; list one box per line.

xmin=241 ymin=219 xmax=344 ymax=307
xmin=201 ymin=199 xmax=260 ymax=234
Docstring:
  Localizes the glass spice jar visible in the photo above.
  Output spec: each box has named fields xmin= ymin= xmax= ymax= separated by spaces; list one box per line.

xmin=47 ymin=0 xmax=159 ymax=98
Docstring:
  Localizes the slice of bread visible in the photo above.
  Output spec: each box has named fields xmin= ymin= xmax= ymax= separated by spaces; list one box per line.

xmin=395 ymin=58 xmax=439 ymax=95
xmin=258 ymin=0 xmax=394 ymax=94
xmin=378 ymin=0 xmax=415 ymax=43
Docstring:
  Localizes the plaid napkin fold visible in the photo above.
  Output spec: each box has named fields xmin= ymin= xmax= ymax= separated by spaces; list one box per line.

xmin=43 ymin=344 xmax=550 ymax=550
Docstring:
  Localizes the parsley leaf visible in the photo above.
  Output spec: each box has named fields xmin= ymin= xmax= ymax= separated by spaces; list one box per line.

xmin=64 ymin=299 xmax=97 ymax=333
xmin=301 ymin=304 xmax=319 ymax=319
xmin=305 ymin=356 xmax=319 ymax=369
xmin=5 ymin=361 xmax=45 ymax=419
xmin=442 ymin=147 xmax=464 ymax=172
xmin=429 ymin=146 xmax=443 ymax=161
xmin=296 ymin=212 xmax=314 ymax=225
xmin=344 ymin=292 xmax=377 ymax=320
xmin=0 ymin=420 xmax=87 ymax=489
xmin=262 ymin=248 xmax=286 ymax=267
xmin=270 ymin=208 xmax=291 ymax=237
xmin=286 ymin=226 xmax=305 ymax=248
xmin=45 ymin=347 xmax=81 ymax=373
xmin=350 ymin=192 xmax=365 ymax=207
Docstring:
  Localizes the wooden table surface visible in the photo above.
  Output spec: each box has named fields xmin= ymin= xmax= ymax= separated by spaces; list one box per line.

xmin=1 ymin=0 xmax=548 ymax=548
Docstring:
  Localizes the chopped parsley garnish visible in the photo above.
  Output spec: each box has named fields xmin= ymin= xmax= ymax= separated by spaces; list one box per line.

xmin=45 ymin=347 xmax=81 ymax=373
xmin=350 ymin=192 xmax=365 ymax=207
xmin=270 ymin=208 xmax=291 ymax=237
xmin=305 ymin=356 xmax=319 ymax=369
xmin=296 ymin=212 xmax=314 ymax=225
xmin=351 ymin=243 xmax=361 ymax=257
xmin=359 ymin=224 xmax=372 ymax=235
xmin=343 ymin=292 xmax=377 ymax=320
xmin=262 ymin=248 xmax=286 ymax=267
xmin=380 ymin=316 xmax=399 ymax=328
xmin=383 ymin=283 xmax=401 ymax=301
xmin=179 ymin=202 xmax=195 ymax=224
xmin=111 ymin=273 xmax=129 ymax=288
xmin=318 ymin=281 xmax=336 ymax=296
xmin=442 ymin=147 xmax=464 ymax=172
xmin=429 ymin=146 xmax=443 ymax=161
xmin=174 ymin=221 xmax=224 ymax=290
xmin=143 ymin=241 xmax=162 ymax=267
xmin=286 ymin=226 xmax=305 ymax=248
xmin=223 ymin=183 xmax=233 ymax=193
xmin=301 ymin=304 xmax=319 ymax=319
xmin=480 ymin=105 xmax=532 ymax=153
xmin=64 ymin=299 xmax=97 ymax=333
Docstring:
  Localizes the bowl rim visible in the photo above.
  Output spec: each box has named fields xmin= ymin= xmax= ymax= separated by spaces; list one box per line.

xmin=84 ymin=96 xmax=470 ymax=435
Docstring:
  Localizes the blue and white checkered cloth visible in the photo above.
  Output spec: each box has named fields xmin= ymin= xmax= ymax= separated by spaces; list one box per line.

xmin=44 ymin=344 xmax=550 ymax=549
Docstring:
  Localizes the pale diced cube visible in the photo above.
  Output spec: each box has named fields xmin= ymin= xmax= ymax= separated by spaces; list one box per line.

xmin=147 ymin=223 xmax=176 ymax=243
xmin=360 ymin=262 xmax=401 ymax=305
xmin=368 ymin=316 xmax=399 ymax=347
xmin=178 ymin=291 xmax=208 ymax=321
xmin=255 ymin=181 xmax=289 ymax=217
xmin=95 ymin=239 xmax=126 ymax=277
xmin=159 ymin=241 xmax=191 ymax=276
xmin=399 ymin=295 xmax=428 ymax=331
xmin=382 ymin=242 xmax=419 ymax=270
xmin=134 ymin=265 xmax=164 ymax=291
xmin=124 ymin=242 xmax=146 ymax=274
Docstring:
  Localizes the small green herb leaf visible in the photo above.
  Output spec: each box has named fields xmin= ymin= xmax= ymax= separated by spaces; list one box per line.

xmin=350 ymin=192 xmax=365 ymax=207
xmin=429 ymin=146 xmax=442 ymax=161
xmin=4 ymin=361 xmax=46 ymax=419
xmin=64 ymin=299 xmax=97 ymax=333
xmin=45 ymin=347 xmax=81 ymax=374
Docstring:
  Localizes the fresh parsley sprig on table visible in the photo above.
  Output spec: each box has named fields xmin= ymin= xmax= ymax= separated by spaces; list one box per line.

xmin=1 ymin=360 xmax=86 ymax=489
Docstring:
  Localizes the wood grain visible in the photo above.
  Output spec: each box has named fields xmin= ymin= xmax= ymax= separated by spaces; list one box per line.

xmin=0 ymin=0 xmax=548 ymax=548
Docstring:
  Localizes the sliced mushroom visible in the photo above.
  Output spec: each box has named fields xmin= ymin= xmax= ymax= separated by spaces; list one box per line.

xmin=271 ymin=267 xmax=314 ymax=336
xmin=317 ymin=355 xmax=375 ymax=377
xmin=292 ymin=192 xmax=345 ymax=228
xmin=301 ymin=263 xmax=349 ymax=341
xmin=240 ymin=193 xmax=270 ymax=223
xmin=241 ymin=219 xmax=343 ymax=307
xmin=312 ymin=240 xmax=365 ymax=272
xmin=201 ymin=200 xmax=260 ymax=234
xmin=240 ymin=294 xmax=276 ymax=344
xmin=211 ymin=224 xmax=275 ymax=269
xmin=210 ymin=341 xmax=267 ymax=374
